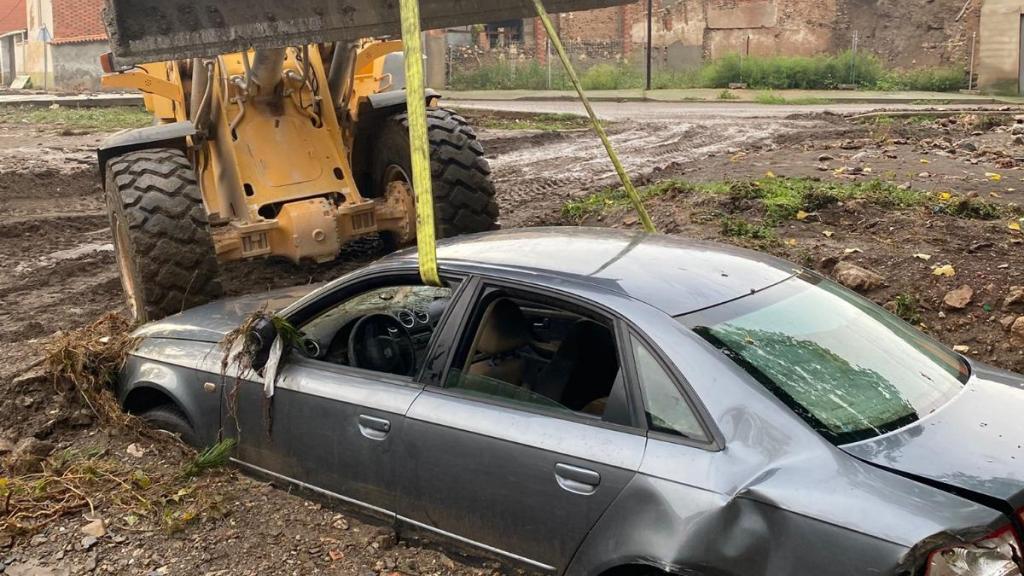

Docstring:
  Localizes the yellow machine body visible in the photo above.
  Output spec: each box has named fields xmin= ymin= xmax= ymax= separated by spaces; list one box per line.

xmin=102 ymin=43 xmax=415 ymax=264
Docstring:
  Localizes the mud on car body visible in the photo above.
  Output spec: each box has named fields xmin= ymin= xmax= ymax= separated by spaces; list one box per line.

xmin=118 ymin=228 xmax=1024 ymax=576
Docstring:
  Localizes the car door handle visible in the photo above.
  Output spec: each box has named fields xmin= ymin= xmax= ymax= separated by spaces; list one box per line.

xmin=358 ymin=415 xmax=391 ymax=440
xmin=554 ymin=463 xmax=601 ymax=496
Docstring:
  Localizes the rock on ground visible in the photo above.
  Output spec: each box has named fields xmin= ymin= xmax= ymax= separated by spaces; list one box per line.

xmin=833 ymin=262 xmax=885 ymax=293
xmin=943 ymin=285 xmax=974 ymax=310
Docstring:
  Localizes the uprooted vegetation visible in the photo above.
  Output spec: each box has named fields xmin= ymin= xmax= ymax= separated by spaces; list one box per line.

xmin=1 ymin=315 xmax=236 ymax=540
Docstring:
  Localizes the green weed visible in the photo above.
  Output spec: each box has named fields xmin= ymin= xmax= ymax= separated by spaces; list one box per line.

xmin=720 ymin=217 xmax=775 ymax=239
xmin=894 ymin=294 xmax=922 ymax=324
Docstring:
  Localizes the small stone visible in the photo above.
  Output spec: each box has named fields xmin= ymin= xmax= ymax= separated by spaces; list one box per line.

xmin=1001 ymin=315 xmax=1018 ymax=331
xmin=1004 ymin=286 xmax=1024 ymax=309
xmin=817 ymin=153 xmax=835 ymax=162
xmin=29 ymin=534 xmax=47 ymax=547
xmin=80 ymin=536 xmax=97 ymax=550
xmin=80 ymin=519 xmax=105 ymax=539
xmin=843 ymin=199 xmax=867 ymax=213
xmin=943 ymin=285 xmax=974 ymax=310
xmin=957 ymin=141 xmax=978 ymax=152
xmin=851 ymin=151 xmax=869 ymax=163
xmin=953 ymin=345 xmax=970 ymax=353
xmin=1011 ymin=317 xmax=1024 ymax=345
xmin=833 ymin=262 xmax=884 ymax=293
xmin=918 ymin=172 xmax=932 ymax=178
xmin=5 ymin=438 xmax=55 ymax=475
xmin=126 ymin=444 xmax=145 ymax=459
xmin=1011 ymin=123 xmax=1024 ymax=136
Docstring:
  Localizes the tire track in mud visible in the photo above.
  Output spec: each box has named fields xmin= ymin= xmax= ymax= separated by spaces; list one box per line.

xmin=483 ymin=116 xmax=839 ymax=228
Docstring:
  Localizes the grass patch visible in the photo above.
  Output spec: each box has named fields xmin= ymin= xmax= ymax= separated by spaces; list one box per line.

xmin=717 ymin=89 xmax=740 ymax=100
xmin=0 ymin=105 xmax=152 ymax=131
xmin=936 ymin=194 xmax=1012 ymax=221
xmin=564 ymin=177 xmax=928 ymax=225
xmin=473 ymin=112 xmax=591 ymax=131
xmin=563 ymin=177 xmax=1011 ymax=232
xmin=754 ymin=91 xmax=830 ymax=105
xmin=720 ymin=217 xmax=775 ymax=239
xmin=452 ymin=51 xmax=966 ymax=93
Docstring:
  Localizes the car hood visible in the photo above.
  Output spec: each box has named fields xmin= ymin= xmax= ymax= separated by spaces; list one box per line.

xmin=132 ymin=285 xmax=319 ymax=343
xmin=842 ymin=362 xmax=1024 ymax=509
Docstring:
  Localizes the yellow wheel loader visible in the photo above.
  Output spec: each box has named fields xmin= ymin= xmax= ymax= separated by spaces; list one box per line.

xmin=96 ymin=0 xmax=631 ymax=322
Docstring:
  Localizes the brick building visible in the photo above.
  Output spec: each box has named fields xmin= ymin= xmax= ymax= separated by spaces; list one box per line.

xmin=0 ymin=0 xmax=27 ymax=86
xmin=22 ymin=0 xmax=107 ymax=90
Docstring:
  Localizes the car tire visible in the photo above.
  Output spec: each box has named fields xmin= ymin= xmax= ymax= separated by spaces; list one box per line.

xmin=105 ymin=148 xmax=223 ymax=324
xmin=371 ymin=108 xmax=500 ymax=246
xmin=139 ymin=405 xmax=197 ymax=446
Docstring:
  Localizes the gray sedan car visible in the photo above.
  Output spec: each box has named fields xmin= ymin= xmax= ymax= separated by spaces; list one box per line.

xmin=119 ymin=228 xmax=1024 ymax=576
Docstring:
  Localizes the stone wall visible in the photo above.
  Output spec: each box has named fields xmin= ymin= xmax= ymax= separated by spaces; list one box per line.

xmin=978 ymin=0 xmax=1022 ymax=94
xmin=518 ymin=0 xmax=981 ymax=70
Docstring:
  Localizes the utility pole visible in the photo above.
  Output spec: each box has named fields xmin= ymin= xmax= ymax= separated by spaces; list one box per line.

xmin=968 ymin=31 xmax=977 ymax=91
xmin=645 ymin=0 xmax=653 ymax=92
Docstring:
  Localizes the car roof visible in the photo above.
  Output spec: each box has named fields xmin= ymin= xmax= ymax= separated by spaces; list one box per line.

xmin=382 ymin=227 xmax=799 ymax=316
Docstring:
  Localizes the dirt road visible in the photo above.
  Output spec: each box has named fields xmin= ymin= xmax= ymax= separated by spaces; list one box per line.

xmin=2 ymin=101 xmax=1024 ymax=574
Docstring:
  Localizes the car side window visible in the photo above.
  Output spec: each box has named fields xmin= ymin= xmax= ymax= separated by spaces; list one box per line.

xmin=444 ymin=289 xmax=631 ymax=426
xmin=631 ymin=337 xmax=707 ymax=441
xmin=297 ymin=283 xmax=454 ymax=378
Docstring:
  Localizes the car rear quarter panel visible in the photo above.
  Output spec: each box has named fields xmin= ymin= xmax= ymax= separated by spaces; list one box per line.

xmin=121 ymin=338 xmax=223 ymax=447
xmin=563 ymin=306 xmax=1005 ymax=576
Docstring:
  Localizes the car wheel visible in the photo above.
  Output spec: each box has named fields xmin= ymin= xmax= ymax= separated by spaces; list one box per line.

xmin=140 ymin=405 xmax=197 ymax=446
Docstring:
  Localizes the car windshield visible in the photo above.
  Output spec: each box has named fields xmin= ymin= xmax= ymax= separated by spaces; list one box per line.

xmin=680 ymin=275 xmax=969 ymax=445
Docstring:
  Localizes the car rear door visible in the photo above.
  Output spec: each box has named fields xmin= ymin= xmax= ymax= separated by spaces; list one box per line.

xmin=396 ymin=281 xmax=647 ymax=571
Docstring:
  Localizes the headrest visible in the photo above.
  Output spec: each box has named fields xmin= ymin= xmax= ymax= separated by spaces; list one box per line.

xmin=474 ymin=299 xmax=530 ymax=356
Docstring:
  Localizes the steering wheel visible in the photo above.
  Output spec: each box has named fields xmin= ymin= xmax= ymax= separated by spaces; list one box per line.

xmin=348 ymin=313 xmax=416 ymax=377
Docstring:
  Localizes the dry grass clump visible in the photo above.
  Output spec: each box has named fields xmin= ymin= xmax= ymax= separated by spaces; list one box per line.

xmin=0 ymin=313 xmax=236 ymax=538
xmin=43 ymin=312 xmax=140 ymax=428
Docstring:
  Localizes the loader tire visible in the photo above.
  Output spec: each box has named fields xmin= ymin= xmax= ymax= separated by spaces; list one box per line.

xmin=372 ymin=108 xmax=499 ymax=245
xmin=105 ymin=148 xmax=223 ymax=324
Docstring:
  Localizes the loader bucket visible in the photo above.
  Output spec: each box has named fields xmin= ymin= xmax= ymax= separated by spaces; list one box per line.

xmin=103 ymin=0 xmax=636 ymax=66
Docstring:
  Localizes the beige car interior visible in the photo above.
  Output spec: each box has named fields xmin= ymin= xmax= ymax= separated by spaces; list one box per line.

xmin=462 ymin=297 xmax=620 ymax=416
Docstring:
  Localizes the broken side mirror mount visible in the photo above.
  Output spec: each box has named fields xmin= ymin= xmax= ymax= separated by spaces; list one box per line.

xmin=248 ymin=317 xmax=278 ymax=373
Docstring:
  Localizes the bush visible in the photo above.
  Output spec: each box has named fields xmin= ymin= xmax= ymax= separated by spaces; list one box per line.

xmin=450 ymin=61 xmax=571 ymax=91
xmin=579 ymin=63 xmax=642 ymax=90
xmin=876 ymin=68 xmax=967 ymax=92
xmin=700 ymin=50 xmax=884 ymax=90
xmin=450 ymin=51 xmax=967 ymax=93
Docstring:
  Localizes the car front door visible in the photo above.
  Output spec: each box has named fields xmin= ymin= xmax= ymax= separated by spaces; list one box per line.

xmin=397 ymin=282 xmax=647 ymax=571
xmin=224 ymin=274 xmax=464 ymax=518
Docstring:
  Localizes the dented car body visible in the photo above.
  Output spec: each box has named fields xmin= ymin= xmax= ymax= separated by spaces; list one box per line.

xmin=118 ymin=228 xmax=1024 ymax=576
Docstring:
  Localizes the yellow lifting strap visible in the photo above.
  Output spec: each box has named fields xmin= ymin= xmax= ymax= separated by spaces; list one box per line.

xmin=399 ymin=0 xmax=656 ymax=286
xmin=399 ymin=0 xmax=442 ymax=286
xmin=531 ymin=0 xmax=656 ymax=233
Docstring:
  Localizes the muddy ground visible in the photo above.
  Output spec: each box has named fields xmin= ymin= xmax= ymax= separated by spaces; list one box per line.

xmin=1 ymin=103 xmax=1024 ymax=574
